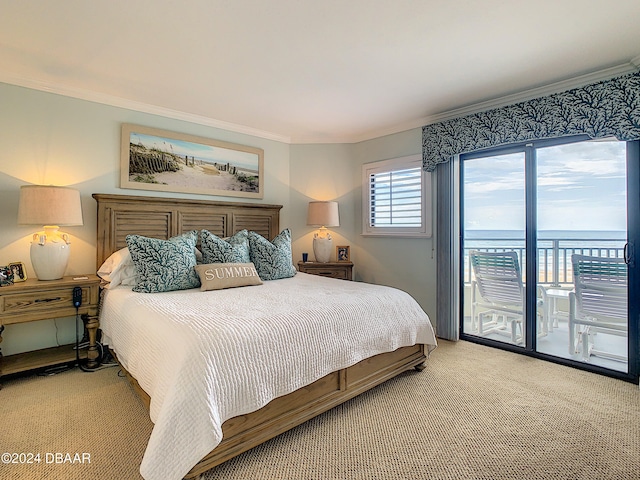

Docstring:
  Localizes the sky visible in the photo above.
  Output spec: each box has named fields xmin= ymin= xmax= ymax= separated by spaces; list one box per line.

xmin=463 ymin=138 xmax=627 ymax=232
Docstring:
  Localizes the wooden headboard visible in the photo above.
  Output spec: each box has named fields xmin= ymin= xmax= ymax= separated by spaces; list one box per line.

xmin=93 ymin=194 xmax=282 ymax=268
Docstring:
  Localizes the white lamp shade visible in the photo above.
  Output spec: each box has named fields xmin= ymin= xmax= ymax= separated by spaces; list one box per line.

xmin=18 ymin=185 xmax=83 ymax=226
xmin=307 ymin=201 xmax=339 ymax=227
xmin=17 ymin=185 xmax=83 ymax=280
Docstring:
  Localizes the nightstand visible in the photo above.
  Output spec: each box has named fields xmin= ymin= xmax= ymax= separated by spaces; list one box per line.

xmin=298 ymin=261 xmax=353 ymax=280
xmin=0 ymin=275 xmax=101 ymax=384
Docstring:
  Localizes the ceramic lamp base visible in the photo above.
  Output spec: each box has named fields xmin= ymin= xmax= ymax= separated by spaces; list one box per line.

xmin=30 ymin=227 xmax=71 ymax=280
xmin=313 ymin=236 xmax=332 ymax=263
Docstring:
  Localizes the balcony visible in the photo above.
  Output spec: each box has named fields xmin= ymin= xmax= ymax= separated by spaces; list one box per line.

xmin=463 ymin=236 xmax=625 ymax=287
xmin=463 ymin=234 xmax=627 ymax=373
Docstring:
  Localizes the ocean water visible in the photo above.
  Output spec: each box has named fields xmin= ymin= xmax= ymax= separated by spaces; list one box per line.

xmin=464 ymin=230 xmax=626 ymax=283
xmin=465 ymin=230 xmax=626 ymax=248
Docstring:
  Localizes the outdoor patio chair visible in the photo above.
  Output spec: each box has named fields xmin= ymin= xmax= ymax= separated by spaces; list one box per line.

xmin=569 ymin=254 xmax=628 ymax=362
xmin=470 ymin=250 xmax=527 ymax=344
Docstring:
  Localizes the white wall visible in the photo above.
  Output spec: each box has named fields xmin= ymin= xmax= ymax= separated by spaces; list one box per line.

xmin=0 ymin=82 xmax=291 ymax=355
xmin=354 ymin=129 xmax=437 ymax=321
xmin=289 ymin=143 xmax=357 ymax=264
xmin=0 ymin=82 xmax=438 ymax=357
xmin=290 ymin=129 xmax=438 ymax=323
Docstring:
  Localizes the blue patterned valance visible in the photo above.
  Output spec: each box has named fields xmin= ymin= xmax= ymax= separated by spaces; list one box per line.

xmin=422 ymin=71 xmax=640 ymax=171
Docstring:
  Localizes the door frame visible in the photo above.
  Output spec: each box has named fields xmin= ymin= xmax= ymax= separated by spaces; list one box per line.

xmin=458 ymin=137 xmax=639 ymax=384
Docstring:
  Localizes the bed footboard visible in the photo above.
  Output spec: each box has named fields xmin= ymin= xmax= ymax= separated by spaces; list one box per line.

xmin=117 ymin=344 xmax=425 ymax=478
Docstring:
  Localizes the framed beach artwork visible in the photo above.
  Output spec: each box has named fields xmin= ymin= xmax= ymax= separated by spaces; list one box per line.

xmin=120 ymin=124 xmax=264 ymax=199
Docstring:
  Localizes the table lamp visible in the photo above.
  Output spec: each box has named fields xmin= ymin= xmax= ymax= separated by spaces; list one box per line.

xmin=307 ymin=201 xmax=339 ymax=263
xmin=17 ymin=185 xmax=83 ymax=280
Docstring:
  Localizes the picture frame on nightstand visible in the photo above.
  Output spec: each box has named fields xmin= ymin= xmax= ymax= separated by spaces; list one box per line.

xmin=0 ymin=265 xmax=13 ymax=286
xmin=336 ymin=245 xmax=350 ymax=262
xmin=8 ymin=261 xmax=27 ymax=282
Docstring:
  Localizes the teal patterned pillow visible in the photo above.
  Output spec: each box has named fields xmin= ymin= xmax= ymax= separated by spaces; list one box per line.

xmin=126 ymin=231 xmax=200 ymax=293
xmin=248 ymin=229 xmax=296 ymax=281
xmin=200 ymin=229 xmax=250 ymax=263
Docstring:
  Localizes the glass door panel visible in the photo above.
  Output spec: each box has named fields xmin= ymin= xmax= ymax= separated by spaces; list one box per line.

xmin=535 ymin=139 xmax=628 ymax=372
xmin=462 ymin=151 xmax=526 ymax=346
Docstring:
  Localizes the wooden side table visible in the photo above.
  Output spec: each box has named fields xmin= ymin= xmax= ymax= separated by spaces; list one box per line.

xmin=0 ymin=275 xmax=101 ymax=383
xmin=297 ymin=261 xmax=353 ymax=280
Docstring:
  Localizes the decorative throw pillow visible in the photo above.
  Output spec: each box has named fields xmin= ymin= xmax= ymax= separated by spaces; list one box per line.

xmin=194 ymin=263 xmax=263 ymax=291
xmin=248 ymin=229 xmax=296 ymax=281
xmin=200 ymin=229 xmax=250 ymax=264
xmin=126 ymin=231 xmax=200 ymax=293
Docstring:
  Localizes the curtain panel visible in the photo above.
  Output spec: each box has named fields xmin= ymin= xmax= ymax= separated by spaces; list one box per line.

xmin=422 ymin=71 xmax=640 ymax=171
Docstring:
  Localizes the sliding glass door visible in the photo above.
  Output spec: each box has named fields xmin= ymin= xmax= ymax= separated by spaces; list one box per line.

xmin=461 ymin=137 xmax=638 ymax=381
xmin=462 ymin=150 xmax=526 ymax=347
xmin=535 ymin=140 xmax=628 ymax=371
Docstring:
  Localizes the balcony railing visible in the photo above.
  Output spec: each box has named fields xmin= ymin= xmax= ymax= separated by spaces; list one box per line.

xmin=463 ymin=237 xmax=625 ymax=286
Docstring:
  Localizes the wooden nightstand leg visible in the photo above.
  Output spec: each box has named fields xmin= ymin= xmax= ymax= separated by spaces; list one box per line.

xmin=82 ymin=315 xmax=100 ymax=369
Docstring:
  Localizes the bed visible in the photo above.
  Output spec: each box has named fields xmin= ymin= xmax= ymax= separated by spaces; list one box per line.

xmin=93 ymin=193 xmax=437 ymax=480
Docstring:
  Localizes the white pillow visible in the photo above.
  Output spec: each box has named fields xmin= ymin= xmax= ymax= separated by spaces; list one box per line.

xmin=97 ymin=247 xmax=139 ymax=288
xmin=98 ymin=245 xmax=203 ymax=288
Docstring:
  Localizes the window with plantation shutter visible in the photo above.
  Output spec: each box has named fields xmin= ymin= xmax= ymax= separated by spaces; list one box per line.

xmin=362 ymin=154 xmax=432 ymax=237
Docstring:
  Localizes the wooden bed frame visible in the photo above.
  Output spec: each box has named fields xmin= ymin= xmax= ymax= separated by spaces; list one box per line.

xmin=93 ymin=193 xmax=427 ymax=478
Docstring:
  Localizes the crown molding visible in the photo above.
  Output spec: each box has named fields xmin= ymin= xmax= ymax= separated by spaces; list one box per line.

xmin=2 ymin=61 xmax=639 ymax=146
xmin=0 ymin=74 xmax=292 ymax=144
xmin=292 ymin=62 xmax=640 ymax=144
xmin=419 ymin=62 xmax=640 ymax=128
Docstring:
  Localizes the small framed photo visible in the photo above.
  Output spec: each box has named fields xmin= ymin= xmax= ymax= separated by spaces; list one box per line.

xmin=336 ymin=245 xmax=350 ymax=262
xmin=0 ymin=265 xmax=14 ymax=286
xmin=8 ymin=262 xmax=27 ymax=282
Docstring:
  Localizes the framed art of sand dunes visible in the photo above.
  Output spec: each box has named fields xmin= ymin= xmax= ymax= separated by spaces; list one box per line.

xmin=120 ymin=123 xmax=264 ymax=199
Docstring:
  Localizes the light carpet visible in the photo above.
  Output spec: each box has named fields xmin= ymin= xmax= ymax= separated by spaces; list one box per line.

xmin=1 ymin=340 xmax=638 ymax=480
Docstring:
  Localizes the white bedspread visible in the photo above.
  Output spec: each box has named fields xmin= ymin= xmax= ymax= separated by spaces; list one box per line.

xmin=99 ymin=272 xmax=436 ymax=480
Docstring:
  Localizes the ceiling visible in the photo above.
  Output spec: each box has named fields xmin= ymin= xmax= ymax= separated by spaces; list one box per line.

xmin=1 ymin=1 xmax=639 ymax=144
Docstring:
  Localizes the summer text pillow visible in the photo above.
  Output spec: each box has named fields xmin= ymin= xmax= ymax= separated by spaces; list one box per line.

xmin=200 ymin=229 xmax=250 ymax=264
xmin=126 ymin=231 xmax=200 ymax=293
xmin=248 ymin=229 xmax=296 ymax=281
xmin=194 ymin=263 xmax=263 ymax=291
